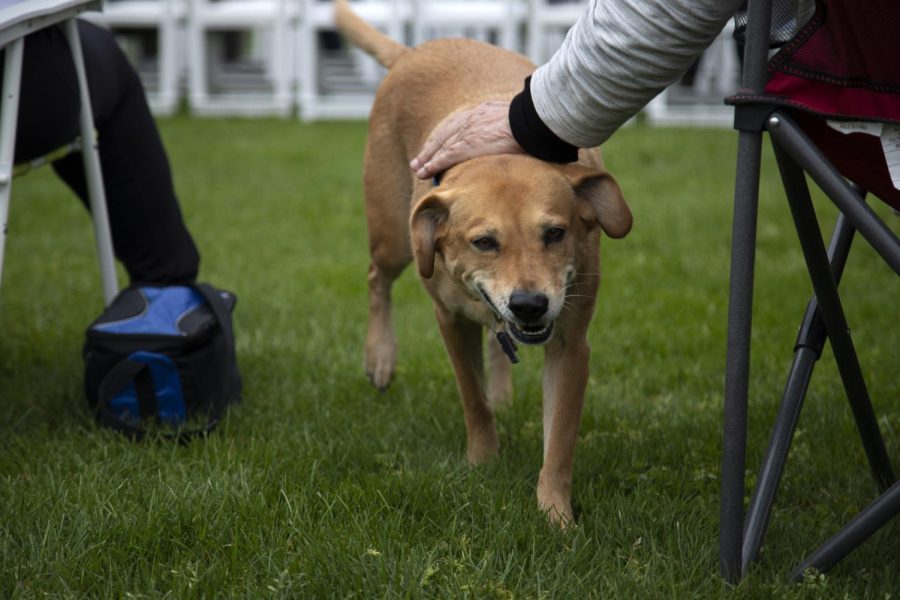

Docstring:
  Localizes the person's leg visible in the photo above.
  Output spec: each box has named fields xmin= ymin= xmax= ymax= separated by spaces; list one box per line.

xmin=15 ymin=20 xmax=199 ymax=284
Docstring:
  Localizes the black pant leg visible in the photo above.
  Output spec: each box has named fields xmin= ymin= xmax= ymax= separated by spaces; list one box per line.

xmin=13 ymin=20 xmax=200 ymax=285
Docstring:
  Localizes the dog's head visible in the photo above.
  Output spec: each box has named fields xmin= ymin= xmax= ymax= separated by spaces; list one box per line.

xmin=411 ymin=155 xmax=631 ymax=346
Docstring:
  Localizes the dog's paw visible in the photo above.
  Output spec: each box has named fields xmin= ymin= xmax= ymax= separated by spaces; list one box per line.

xmin=365 ymin=353 xmax=395 ymax=391
xmin=364 ymin=334 xmax=396 ymax=391
xmin=466 ymin=430 xmax=499 ymax=465
xmin=540 ymin=500 xmax=575 ymax=529
xmin=537 ymin=475 xmax=574 ymax=528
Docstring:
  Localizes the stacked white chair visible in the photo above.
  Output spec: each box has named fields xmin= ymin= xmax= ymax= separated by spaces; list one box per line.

xmin=411 ymin=0 xmax=523 ymax=52
xmin=83 ymin=0 xmax=185 ymax=115
xmin=187 ymin=0 xmax=295 ymax=116
xmin=525 ymin=0 xmax=584 ymax=65
xmin=297 ymin=0 xmax=409 ymax=121
xmin=80 ymin=1 xmax=743 ymax=125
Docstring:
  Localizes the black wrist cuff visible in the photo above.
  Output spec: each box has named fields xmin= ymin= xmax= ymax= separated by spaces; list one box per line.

xmin=509 ymin=76 xmax=579 ymax=163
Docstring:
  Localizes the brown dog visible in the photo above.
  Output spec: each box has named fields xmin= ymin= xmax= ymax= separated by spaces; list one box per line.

xmin=335 ymin=0 xmax=631 ymax=525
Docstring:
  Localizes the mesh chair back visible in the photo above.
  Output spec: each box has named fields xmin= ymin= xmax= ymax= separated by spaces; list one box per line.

xmin=732 ymin=0 xmax=806 ymax=48
xmin=766 ymin=0 xmax=900 ymax=122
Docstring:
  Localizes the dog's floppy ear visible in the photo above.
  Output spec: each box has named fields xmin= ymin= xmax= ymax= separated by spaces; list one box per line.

xmin=559 ymin=164 xmax=632 ymax=238
xmin=410 ymin=191 xmax=451 ymax=279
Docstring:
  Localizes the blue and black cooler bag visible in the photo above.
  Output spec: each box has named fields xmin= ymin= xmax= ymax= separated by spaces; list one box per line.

xmin=83 ymin=283 xmax=242 ymax=440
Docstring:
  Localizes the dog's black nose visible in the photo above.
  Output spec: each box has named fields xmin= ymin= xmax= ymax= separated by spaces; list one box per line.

xmin=508 ymin=292 xmax=549 ymax=324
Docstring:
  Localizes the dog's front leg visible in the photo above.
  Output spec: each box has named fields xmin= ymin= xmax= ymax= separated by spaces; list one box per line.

xmin=538 ymin=335 xmax=590 ymax=526
xmin=486 ymin=333 xmax=513 ymax=408
xmin=434 ymin=306 xmax=499 ymax=464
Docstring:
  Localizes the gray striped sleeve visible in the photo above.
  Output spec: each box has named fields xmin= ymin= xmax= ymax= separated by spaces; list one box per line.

xmin=531 ymin=0 xmax=745 ymax=148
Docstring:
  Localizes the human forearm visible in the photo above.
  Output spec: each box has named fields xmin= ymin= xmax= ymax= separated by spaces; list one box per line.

xmin=530 ymin=0 xmax=744 ymax=147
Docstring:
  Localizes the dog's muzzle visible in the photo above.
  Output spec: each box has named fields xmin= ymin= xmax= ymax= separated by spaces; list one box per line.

xmin=506 ymin=291 xmax=554 ymax=345
xmin=479 ymin=287 xmax=556 ymax=346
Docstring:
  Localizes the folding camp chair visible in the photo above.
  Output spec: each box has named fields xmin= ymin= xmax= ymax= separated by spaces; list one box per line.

xmin=719 ymin=0 xmax=900 ymax=582
xmin=0 ymin=0 xmax=119 ymax=307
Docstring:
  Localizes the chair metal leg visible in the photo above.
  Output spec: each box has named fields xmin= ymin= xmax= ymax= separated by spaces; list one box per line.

xmin=720 ymin=0 xmax=776 ymax=581
xmin=721 ymin=127 xmax=764 ymax=582
xmin=63 ymin=18 xmax=119 ymax=306
xmin=0 ymin=38 xmax=24 ymax=297
xmin=789 ymin=481 xmax=900 ymax=581
xmin=771 ymin=135 xmax=895 ymax=493
xmin=741 ymin=211 xmax=856 ymax=574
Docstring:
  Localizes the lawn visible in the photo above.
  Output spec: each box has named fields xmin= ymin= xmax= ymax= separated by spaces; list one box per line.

xmin=1 ymin=117 xmax=897 ymax=598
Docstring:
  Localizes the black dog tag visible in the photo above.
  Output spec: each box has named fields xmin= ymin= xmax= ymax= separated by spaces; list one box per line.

xmin=495 ymin=331 xmax=519 ymax=364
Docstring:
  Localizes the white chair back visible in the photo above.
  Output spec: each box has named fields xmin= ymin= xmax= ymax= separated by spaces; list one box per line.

xmin=296 ymin=0 xmax=410 ymax=121
xmin=525 ymin=0 xmax=584 ymax=64
xmin=411 ymin=0 xmax=523 ymax=51
xmin=186 ymin=0 xmax=296 ymax=116
xmin=83 ymin=0 xmax=186 ymax=115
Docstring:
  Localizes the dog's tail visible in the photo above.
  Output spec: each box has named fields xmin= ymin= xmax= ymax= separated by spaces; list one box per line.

xmin=334 ymin=0 xmax=409 ymax=69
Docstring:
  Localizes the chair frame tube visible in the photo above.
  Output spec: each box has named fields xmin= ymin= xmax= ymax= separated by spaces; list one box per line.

xmin=720 ymin=0 xmax=773 ymax=582
xmin=789 ymin=481 xmax=900 ymax=581
xmin=64 ymin=18 xmax=119 ymax=305
xmin=740 ymin=208 xmax=856 ymax=575
xmin=0 ymin=38 xmax=24 ymax=295
xmin=770 ymin=122 xmax=895 ymax=490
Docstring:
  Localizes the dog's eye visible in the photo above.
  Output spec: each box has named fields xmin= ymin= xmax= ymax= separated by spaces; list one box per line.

xmin=471 ymin=236 xmax=499 ymax=252
xmin=543 ymin=227 xmax=566 ymax=245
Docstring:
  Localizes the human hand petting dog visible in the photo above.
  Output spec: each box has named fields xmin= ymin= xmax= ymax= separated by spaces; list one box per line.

xmin=409 ymin=100 xmax=525 ymax=179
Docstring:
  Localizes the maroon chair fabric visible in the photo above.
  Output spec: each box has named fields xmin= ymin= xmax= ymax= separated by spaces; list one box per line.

xmin=736 ymin=0 xmax=900 ymax=209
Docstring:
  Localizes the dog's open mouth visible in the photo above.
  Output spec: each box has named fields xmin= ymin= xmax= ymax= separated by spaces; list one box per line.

xmin=477 ymin=285 xmax=555 ymax=346
xmin=508 ymin=321 xmax=555 ymax=345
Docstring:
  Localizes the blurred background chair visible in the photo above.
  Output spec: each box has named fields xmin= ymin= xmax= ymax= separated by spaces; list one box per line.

xmin=83 ymin=0 xmax=185 ymax=115
xmin=719 ymin=0 xmax=899 ymax=583
xmin=186 ymin=0 xmax=295 ymax=116
xmin=296 ymin=0 xmax=409 ymax=121
xmin=411 ymin=0 xmax=522 ymax=52
xmin=645 ymin=20 xmax=741 ymax=128
xmin=525 ymin=0 xmax=583 ymax=65
xmin=74 ymin=0 xmax=772 ymax=127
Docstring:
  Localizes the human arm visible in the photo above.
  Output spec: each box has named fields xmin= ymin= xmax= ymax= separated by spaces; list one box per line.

xmin=411 ymin=0 xmax=745 ymax=178
xmin=531 ymin=0 xmax=743 ymax=147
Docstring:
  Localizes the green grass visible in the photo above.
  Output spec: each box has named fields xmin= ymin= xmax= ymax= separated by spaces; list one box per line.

xmin=1 ymin=118 xmax=897 ymax=598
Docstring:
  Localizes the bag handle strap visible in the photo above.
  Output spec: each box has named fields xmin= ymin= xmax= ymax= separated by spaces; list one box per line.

xmin=193 ymin=283 xmax=235 ymax=346
xmin=192 ymin=282 xmax=242 ymax=399
xmin=95 ymin=358 xmax=222 ymax=442
xmin=95 ymin=358 xmax=151 ymax=439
